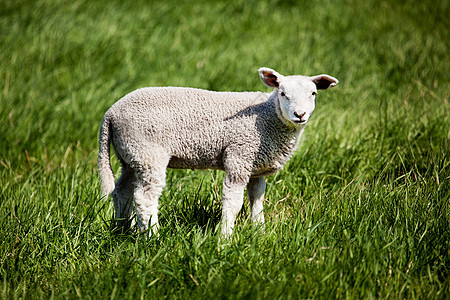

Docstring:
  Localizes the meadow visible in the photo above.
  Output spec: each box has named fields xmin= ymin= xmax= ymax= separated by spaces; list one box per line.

xmin=0 ymin=0 xmax=448 ymax=298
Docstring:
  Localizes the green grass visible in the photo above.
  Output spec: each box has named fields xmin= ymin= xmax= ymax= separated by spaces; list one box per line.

xmin=1 ymin=0 xmax=449 ymax=298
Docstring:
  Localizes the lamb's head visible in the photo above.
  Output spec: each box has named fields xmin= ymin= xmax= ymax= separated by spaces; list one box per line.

xmin=258 ymin=67 xmax=338 ymax=126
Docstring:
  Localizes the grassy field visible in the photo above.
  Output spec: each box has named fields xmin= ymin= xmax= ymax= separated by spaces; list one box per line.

xmin=1 ymin=0 xmax=449 ymax=298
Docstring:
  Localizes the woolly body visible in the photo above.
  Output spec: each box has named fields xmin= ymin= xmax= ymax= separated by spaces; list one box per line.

xmin=98 ymin=68 xmax=338 ymax=236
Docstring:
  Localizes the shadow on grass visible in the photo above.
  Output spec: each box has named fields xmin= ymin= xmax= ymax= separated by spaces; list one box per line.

xmin=105 ymin=179 xmax=223 ymax=239
xmin=160 ymin=180 xmax=222 ymax=235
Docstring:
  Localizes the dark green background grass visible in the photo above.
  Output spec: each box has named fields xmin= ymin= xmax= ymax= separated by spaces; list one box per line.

xmin=1 ymin=0 xmax=449 ymax=298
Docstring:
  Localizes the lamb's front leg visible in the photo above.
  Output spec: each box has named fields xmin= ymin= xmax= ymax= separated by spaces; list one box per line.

xmin=221 ymin=174 xmax=247 ymax=237
xmin=247 ymin=176 xmax=266 ymax=226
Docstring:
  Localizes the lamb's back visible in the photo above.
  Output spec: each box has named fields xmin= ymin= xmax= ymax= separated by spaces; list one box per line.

xmin=113 ymin=87 xmax=265 ymax=113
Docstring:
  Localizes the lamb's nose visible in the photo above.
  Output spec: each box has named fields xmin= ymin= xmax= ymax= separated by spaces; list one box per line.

xmin=294 ymin=111 xmax=306 ymax=120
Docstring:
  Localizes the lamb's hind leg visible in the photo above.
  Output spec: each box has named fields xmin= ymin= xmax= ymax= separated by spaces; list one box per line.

xmin=132 ymin=155 xmax=169 ymax=237
xmin=111 ymin=163 xmax=135 ymax=233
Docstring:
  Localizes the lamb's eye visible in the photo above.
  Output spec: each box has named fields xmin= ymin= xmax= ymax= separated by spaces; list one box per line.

xmin=280 ymin=92 xmax=286 ymax=97
xmin=312 ymin=91 xmax=317 ymax=96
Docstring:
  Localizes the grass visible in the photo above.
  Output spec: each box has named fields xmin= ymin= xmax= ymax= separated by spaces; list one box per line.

xmin=1 ymin=0 xmax=449 ymax=298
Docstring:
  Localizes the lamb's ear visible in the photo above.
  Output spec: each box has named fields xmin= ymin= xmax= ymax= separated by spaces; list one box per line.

xmin=258 ymin=67 xmax=283 ymax=88
xmin=310 ymin=74 xmax=339 ymax=89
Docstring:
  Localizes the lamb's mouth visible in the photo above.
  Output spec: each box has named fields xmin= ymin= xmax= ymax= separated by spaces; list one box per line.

xmin=292 ymin=119 xmax=307 ymax=125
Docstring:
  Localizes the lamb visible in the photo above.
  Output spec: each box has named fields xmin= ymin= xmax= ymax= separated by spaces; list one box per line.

xmin=98 ymin=67 xmax=338 ymax=237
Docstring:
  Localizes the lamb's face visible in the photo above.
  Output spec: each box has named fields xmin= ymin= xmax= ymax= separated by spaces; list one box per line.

xmin=277 ymin=76 xmax=317 ymax=126
xmin=258 ymin=67 xmax=338 ymax=127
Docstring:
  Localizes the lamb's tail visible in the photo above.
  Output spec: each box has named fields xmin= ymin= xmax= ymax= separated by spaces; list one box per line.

xmin=98 ymin=114 xmax=115 ymax=197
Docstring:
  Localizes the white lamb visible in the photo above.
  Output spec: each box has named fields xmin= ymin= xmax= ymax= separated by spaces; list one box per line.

xmin=98 ymin=68 xmax=338 ymax=237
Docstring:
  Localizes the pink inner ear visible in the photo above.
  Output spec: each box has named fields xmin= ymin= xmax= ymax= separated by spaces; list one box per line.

xmin=314 ymin=75 xmax=337 ymax=89
xmin=264 ymin=72 xmax=279 ymax=88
